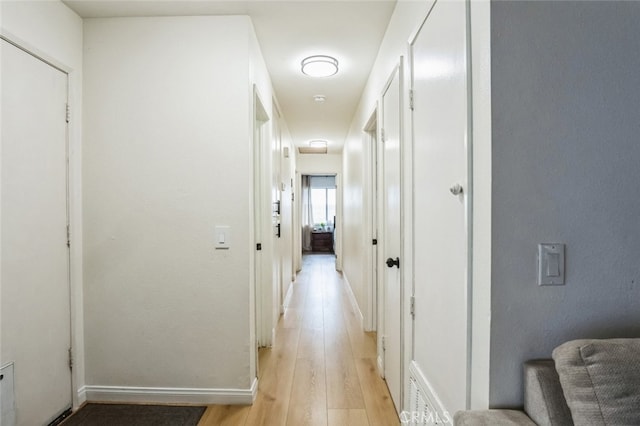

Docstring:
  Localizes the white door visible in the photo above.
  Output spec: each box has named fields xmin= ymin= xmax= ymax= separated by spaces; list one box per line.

xmin=271 ymin=104 xmax=282 ymax=329
xmin=381 ymin=63 xmax=402 ymax=413
xmin=254 ymin=89 xmax=270 ymax=349
xmin=1 ymin=40 xmax=72 ymax=426
xmin=410 ymin=0 xmax=470 ymax=413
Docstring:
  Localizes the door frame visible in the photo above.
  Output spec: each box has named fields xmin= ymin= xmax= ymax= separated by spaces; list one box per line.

xmin=0 ymin=34 xmax=77 ymax=417
xmin=252 ymin=85 xmax=271 ymax=354
xmin=363 ymin=109 xmax=379 ymax=333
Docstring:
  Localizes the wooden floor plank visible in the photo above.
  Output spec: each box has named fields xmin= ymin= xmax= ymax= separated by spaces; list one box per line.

xmin=244 ymin=328 xmax=300 ymax=426
xmin=200 ymin=254 xmax=398 ymax=426
xmin=297 ymin=327 xmax=325 ymax=361
xmin=281 ymin=307 xmax=304 ymax=329
xmin=325 ymin=351 xmax=365 ymax=409
xmin=327 ymin=409 xmax=370 ymax=426
xmin=197 ymin=405 xmax=250 ymax=426
xmin=286 ymin=356 xmax=327 ymax=426
xmin=355 ymin=357 xmax=400 ymax=426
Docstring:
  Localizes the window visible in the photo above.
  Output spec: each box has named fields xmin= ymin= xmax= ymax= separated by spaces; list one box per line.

xmin=311 ymin=187 xmax=336 ymax=225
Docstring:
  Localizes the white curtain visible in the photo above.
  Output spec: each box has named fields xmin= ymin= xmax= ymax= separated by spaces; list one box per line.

xmin=301 ymin=175 xmax=313 ymax=251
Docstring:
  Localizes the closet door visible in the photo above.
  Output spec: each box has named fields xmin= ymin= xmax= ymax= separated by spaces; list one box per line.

xmin=410 ymin=0 xmax=471 ymax=414
xmin=1 ymin=39 xmax=72 ymax=426
xmin=381 ymin=63 xmax=403 ymax=413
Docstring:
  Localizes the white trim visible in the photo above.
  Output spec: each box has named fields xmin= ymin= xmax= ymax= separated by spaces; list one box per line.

xmin=343 ymin=273 xmax=365 ymax=331
xmin=80 ymin=378 xmax=258 ymax=405
xmin=469 ymin=0 xmax=492 ymax=409
xmin=377 ymin=355 xmax=385 ymax=378
xmin=282 ymin=280 xmax=294 ymax=313
xmin=0 ymin=30 xmax=72 ymax=73
xmin=363 ymin=110 xmax=379 ymax=333
xmin=77 ymin=386 xmax=87 ymax=405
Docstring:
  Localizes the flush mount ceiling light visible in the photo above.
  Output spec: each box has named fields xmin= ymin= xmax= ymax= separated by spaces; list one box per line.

xmin=309 ymin=139 xmax=328 ymax=148
xmin=300 ymin=140 xmax=328 ymax=154
xmin=301 ymin=55 xmax=338 ymax=77
xmin=313 ymin=95 xmax=326 ymax=103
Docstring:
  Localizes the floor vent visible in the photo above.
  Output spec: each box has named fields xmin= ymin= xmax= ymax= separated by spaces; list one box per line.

xmin=405 ymin=362 xmax=452 ymax=425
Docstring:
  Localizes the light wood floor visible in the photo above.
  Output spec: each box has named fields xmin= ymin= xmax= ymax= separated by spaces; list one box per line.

xmin=198 ymin=254 xmax=400 ymax=426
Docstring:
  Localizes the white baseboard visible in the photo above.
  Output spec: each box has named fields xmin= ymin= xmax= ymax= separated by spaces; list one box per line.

xmin=283 ymin=281 xmax=294 ymax=313
xmin=342 ymin=274 xmax=364 ymax=331
xmin=77 ymin=386 xmax=87 ymax=406
xmin=79 ymin=377 xmax=258 ymax=405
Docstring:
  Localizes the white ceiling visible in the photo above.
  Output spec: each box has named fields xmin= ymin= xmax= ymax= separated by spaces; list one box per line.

xmin=63 ymin=0 xmax=397 ymax=153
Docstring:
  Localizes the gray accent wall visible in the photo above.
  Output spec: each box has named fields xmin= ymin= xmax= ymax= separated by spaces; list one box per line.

xmin=490 ymin=1 xmax=640 ymax=406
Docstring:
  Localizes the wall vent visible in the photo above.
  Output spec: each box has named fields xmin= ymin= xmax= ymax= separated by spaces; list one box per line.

xmin=406 ymin=361 xmax=452 ymax=425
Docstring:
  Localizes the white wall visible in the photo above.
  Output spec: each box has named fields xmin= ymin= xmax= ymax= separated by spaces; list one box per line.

xmin=83 ymin=16 xmax=264 ymax=400
xmin=297 ymin=153 xmax=342 ymax=175
xmin=1 ymin=0 xmax=85 ymax=407
xmin=342 ymin=133 xmax=370 ymax=327
xmin=490 ymin=0 xmax=640 ymax=407
xmin=278 ymin=119 xmax=296 ymax=309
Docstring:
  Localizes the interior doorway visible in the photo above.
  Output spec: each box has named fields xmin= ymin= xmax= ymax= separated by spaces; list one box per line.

xmin=300 ymin=174 xmax=337 ymax=259
xmin=253 ymin=86 xmax=271 ymax=357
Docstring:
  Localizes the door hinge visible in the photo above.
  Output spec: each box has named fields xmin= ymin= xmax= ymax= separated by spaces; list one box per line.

xmin=66 ymin=225 xmax=71 ymax=248
xmin=381 ymin=128 xmax=386 ymax=143
xmin=66 ymin=103 xmax=70 ymax=123
xmin=256 ymin=243 xmax=262 ymax=251
xmin=372 ymin=238 xmax=377 ymax=245
xmin=381 ymin=335 xmax=386 ymax=352
xmin=410 ymin=296 xmax=416 ymax=319
xmin=409 ymin=89 xmax=414 ymax=111
xmin=68 ymin=348 xmax=73 ymax=371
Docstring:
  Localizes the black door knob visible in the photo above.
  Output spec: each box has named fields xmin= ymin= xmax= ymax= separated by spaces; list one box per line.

xmin=386 ymin=257 xmax=400 ymax=268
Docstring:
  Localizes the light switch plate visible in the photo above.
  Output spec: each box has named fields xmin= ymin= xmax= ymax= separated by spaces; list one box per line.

xmin=215 ymin=226 xmax=231 ymax=250
xmin=538 ymin=243 xmax=565 ymax=285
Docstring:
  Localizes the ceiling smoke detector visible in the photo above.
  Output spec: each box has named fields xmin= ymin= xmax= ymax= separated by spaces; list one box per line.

xmin=301 ymin=55 xmax=338 ymax=78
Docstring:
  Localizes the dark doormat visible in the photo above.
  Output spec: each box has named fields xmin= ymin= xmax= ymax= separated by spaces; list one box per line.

xmin=62 ymin=403 xmax=206 ymax=426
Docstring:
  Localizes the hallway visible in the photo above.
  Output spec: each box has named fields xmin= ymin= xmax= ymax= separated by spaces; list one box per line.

xmin=198 ymin=254 xmax=399 ymax=425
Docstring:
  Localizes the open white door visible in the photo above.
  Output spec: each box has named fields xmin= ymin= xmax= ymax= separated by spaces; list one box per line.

xmin=253 ymin=87 xmax=271 ymax=350
xmin=364 ymin=112 xmax=379 ymax=333
xmin=410 ymin=0 xmax=471 ymax=414
xmin=1 ymin=39 xmax=72 ymax=426
xmin=381 ymin=63 xmax=403 ymax=413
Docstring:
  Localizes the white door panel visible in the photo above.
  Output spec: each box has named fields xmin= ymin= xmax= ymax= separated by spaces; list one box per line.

xmin=382 ymin=64 xmax=402 ymax=413
xmin=411 ymin=0 xmax=470 ymax=413
xmin=1 ymin=40 xmax=72 ymax=425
